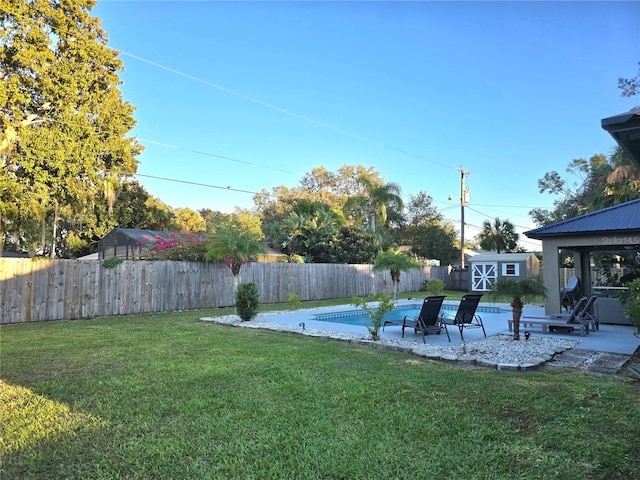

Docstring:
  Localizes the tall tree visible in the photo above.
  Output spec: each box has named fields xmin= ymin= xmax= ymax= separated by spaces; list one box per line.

xmin=408 ymin=223 xmax=459 ymax=263
xmin=172 ymin=207 xmax=206 ymax=233
xmin=404 ymin=191 xmax=442 ymax=227
xmin=343 ymin=176 xmax=404 ymax=233
xmin=478 ymin=218 xmax=519 ymax=253
xmin=1 ymin=0 xmax=142 ymax=256
xmin=618 ymin=61 xmax=639 ymax=98
xmin=530 ymin=149 xmax=640 ymax=226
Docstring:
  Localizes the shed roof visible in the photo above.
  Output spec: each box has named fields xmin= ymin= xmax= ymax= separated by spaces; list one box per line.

xmin=525 ymin=199 xmax=640 ymax=239
xmin=470 ymin=252 xmax=538 ymax=263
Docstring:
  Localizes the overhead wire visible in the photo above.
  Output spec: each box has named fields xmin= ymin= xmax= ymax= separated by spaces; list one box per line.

xmin=11 ymin=11 xmax=546 ymax=238
xmin=119 ymin=50 xmax=457 ymax=171
xmin=140 ymin=139 xmax=295 ymax=174
xmin=135 ymin=174 xmax=274 ymax=197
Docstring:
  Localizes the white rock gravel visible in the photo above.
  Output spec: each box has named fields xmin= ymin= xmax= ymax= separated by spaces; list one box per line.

xmin=202 ymin=311 xmax=580 ymax=370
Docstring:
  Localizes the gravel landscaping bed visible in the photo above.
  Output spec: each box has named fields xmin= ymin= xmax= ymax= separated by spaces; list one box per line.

xmin=202 ymin=311 xmax=580 ymax=371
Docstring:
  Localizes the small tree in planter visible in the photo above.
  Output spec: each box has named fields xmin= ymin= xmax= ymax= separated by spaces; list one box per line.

xmin=373 ymin=249 xmax=420 ymax=300
xmin=235 ymin=282 xmax=260 ymax=321
xmin=489 ymin=277 xmax=546 ymax=340
xmin=353 ymin=294 xmax=397 ymax=341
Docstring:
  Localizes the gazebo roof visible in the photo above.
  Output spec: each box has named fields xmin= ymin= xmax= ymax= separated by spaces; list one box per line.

xmin=601 ymin=109 xmax=640 ymax=168
xmin=525 ymin=199 xmax=640 ymax=239
xmin=469 ymin=252 xmax=538 ymax=263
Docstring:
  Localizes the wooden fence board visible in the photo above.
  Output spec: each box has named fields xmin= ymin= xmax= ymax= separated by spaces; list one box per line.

xmin=0 ymin=258 xmax=457 ymax=324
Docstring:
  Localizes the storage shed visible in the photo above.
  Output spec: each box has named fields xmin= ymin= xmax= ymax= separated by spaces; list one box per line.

xmin=469 ymin=252 xmax=541 ymax=292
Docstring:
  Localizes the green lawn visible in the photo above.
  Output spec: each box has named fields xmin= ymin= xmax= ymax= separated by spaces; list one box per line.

xmin=1 ymin=296 xmax=637 ymax=479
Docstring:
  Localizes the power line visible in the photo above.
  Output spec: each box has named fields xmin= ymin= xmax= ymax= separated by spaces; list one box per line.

xmin=135 ymin=173 xmax=274 ymax=197
xmin=140 ymin=139 xmax=296 ymax=174
xmin=119 ymin=50 xmax=456 ymax=171
xmin=465 ymin=205 xmax=536 ymax=232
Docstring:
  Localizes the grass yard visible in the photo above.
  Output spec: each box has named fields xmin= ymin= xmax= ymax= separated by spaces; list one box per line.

xmin=2 ymin=297 xmax=638 ymax=479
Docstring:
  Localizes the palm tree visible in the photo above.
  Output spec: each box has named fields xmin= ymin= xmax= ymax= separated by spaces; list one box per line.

xmin=281 ymin=211 xmax=307 ymax=256
xmin=478 ymin=217 xmax=519 ymax=253
xmin=204 ymin=224 xmax=267 ymax=292
xmin=343 ymin=177 xmax=404 ymax=232
xmin=587 ymin=146 xmax=640 ymax=210
xmin=373 ymin=249 xmax=420 ymax=300
xmin=489 ymin=277 xmax=546 ymax=340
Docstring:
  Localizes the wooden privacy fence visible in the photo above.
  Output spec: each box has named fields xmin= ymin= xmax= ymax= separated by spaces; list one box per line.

xmin=0 ymin=258 xmax=452 ymax=324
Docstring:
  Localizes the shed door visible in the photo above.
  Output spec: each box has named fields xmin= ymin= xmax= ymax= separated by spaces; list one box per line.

xmin=472 ymin=262 xmax=498 ymax=291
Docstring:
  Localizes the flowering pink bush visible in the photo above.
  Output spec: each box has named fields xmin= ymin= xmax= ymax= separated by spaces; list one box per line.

xmin=148 ymin=232 xmax=208 ymax=262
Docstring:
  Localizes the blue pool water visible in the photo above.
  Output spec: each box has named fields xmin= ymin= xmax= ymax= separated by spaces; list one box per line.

xmin=314 ymin=303 xmax=504 ymax=327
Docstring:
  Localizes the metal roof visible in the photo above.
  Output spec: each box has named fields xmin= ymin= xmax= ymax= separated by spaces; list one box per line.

xmin=525 ymin=199 xmax=640 ymax=239
xmin=469 ymin=252 xmax=538 ymax=263
xmin=601 ymin=110 xmax=640 ymax=168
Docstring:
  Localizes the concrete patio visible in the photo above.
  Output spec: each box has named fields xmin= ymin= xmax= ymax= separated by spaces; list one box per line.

xmin=236 ymin=300 xmax=639 ymax=373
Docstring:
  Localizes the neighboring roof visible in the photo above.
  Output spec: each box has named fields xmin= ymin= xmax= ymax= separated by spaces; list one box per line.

xmin=601 ymin=109 xmax=640 ymax=168
xmin=469 ymin=252 xmax=538 ymax=263
xmin=1 ymin=250 xmax=30 ymax=258
xmin=103 ymin=228 xmax=173 ymax=245
xmin=525 ymin=199 xmax=640 ymax=239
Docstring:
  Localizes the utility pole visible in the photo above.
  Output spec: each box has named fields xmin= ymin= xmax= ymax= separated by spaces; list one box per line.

xmin=459 ymin=167 xmax=470 ymax=268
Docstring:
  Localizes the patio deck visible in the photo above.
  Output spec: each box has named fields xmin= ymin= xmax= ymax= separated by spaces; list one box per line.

xmin=251 ymin=301 xmax=639 ymax=356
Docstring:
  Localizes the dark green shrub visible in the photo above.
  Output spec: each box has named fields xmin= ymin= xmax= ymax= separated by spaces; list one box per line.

xmin=423 ymin=278 xmax=445 ymax=296
xmin=619 ymin=279 xmax=640 ymax=336
xmin=103 ymin=257 xmax=124 ymax=269
xmin=235 ymin=282 xmax=260 ymax=321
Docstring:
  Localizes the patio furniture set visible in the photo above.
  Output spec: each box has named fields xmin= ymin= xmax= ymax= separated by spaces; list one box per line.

xmin=382 ymin=294 xmax=486 ymax=343
xmin=382 ymin=287 xmax=601 ymax=343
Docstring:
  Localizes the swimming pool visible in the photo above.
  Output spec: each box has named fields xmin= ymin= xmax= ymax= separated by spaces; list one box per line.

xmin=314 ymin=302 xmax=505 ymax=327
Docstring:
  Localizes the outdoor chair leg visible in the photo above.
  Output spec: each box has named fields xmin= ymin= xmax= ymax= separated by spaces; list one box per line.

xmin=440 ymin=319 xmax=451 ymax=342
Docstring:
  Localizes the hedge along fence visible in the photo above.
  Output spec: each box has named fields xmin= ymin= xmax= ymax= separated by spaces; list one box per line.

xmin=0 ymin=258 xmax=451 ymax=324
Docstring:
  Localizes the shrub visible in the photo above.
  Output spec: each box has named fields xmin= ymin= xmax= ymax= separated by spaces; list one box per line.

xmin=286 ymin=292 xmax=301 ymax=310
xmin=148 ymin=232 xmax=208 ymax=262
xmin=423 ymin=278 xmax=445 ymax=296
xmin=235 ymin=282 xmax=260 ymax=321
xmin=352 ymin=294 xmax=397 ymax=341
xmin=619 ymin=279 xmax=640 ymax=336
xmin=103 ymin=257 xmax=124 ymax=269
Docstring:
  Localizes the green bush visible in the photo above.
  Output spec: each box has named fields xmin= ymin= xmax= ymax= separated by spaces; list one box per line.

xmin=422 ymin=278 xmax=445 ymax=296
xmin=102 ymin=257 xmax=124 ymax=269
xmin=235 ymin=282 xmax=260 ymax=321
xmin=619 ymin=279 xmax=640 ymax=336
xmin=286 ymin=292 xmax=301 ymax=310
xmin=352 ymin=294 xmax=397 ymax=341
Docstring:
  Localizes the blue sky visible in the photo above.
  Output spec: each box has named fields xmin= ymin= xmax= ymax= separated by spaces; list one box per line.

xmin=93 ymin=1 xmax=639 ymax=251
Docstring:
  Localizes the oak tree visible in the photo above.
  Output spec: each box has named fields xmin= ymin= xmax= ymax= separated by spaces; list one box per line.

xmin=1 ymin=0 xmax=142 ymax=256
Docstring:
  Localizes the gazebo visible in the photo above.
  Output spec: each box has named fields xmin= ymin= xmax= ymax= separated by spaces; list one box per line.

xmin=525 ymin=200 xmax=640 ymax=323
xmin=524 ymin=109 xmax=640 ymax=323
